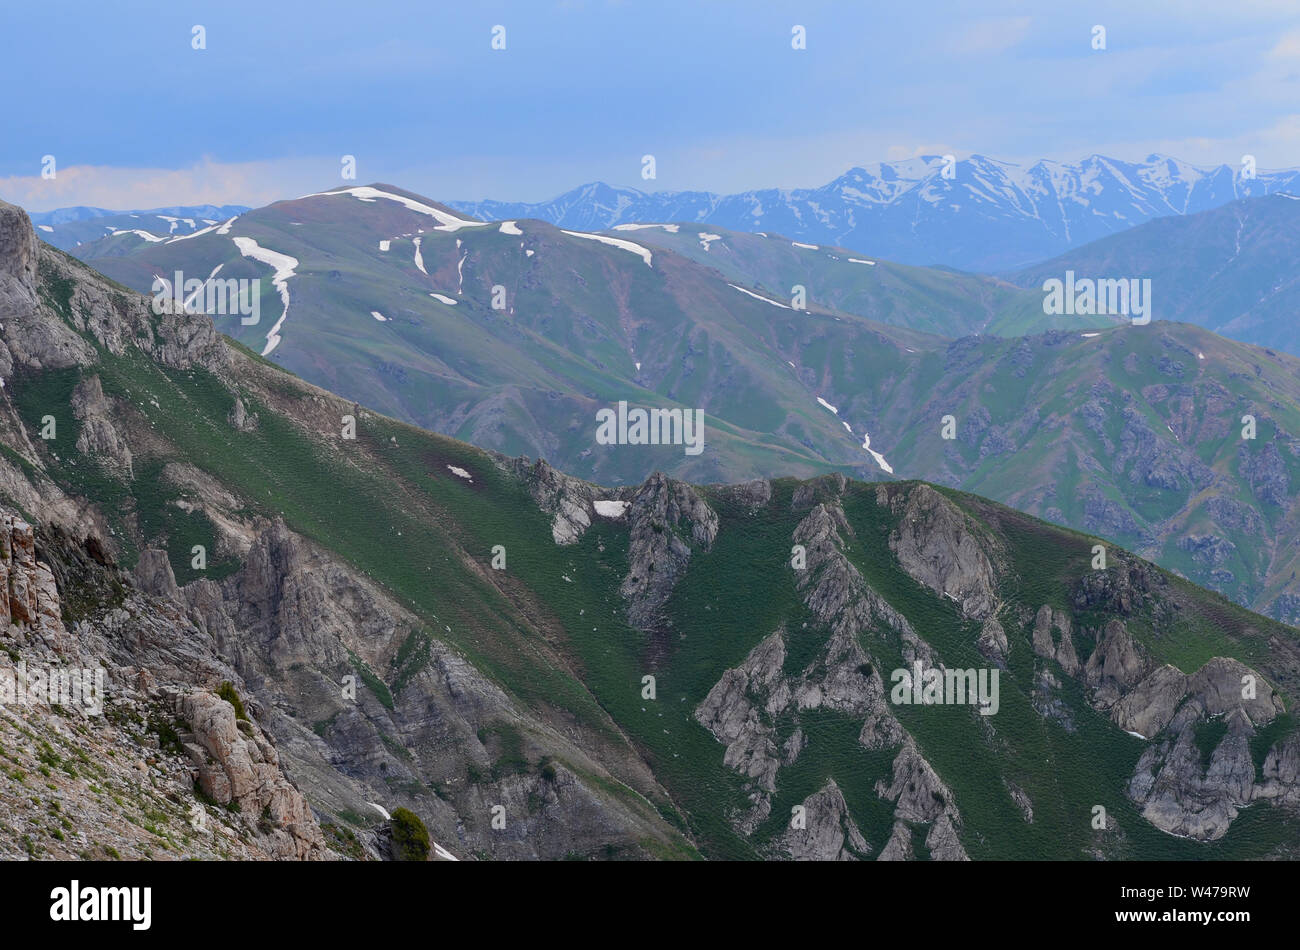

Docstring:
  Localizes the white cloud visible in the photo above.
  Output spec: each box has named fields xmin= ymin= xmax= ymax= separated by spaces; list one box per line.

xmin=0 ymin=157 xmax=324 ymax=212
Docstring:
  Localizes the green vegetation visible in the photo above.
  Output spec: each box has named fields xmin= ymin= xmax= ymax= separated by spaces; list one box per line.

xmin=389 ymin=807 xmax=430 ymax=861
xmin=216 ymin=682 xmax=248 ymax=722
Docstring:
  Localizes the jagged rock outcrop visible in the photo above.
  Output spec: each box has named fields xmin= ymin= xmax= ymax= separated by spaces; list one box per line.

xmin=0 ymin=199 xmax=225 ymax=383
xmin=508 ymin=457 xmax=601 ymax=544
xmin=977 ymin=618 xmax=1009 ymax=662
xmin=1083 ymin=618 xmax=1148 ymax=708
xmin=696 ymin=499 xmax=967 ymax=858
xmin=1043 ymin=605 xmax=1298 ymax=841
xmin=1030 ymin=605 xmax=1080 ymax=675
xmin=1073 ymin=558 xmax=1164 ymax=616
xmin=178 ymin=687 xmax=326 ymax=859
xmin=877 ymin=821 xmax=914 ymax=861
xmin=228 ymin=395 xmax=259 ymax=432
xmin=1112 ymin=656 xmax=1282 ymax=741
xmin=620 ymin=472 xmax=717 ymax=629
xmin=2 ymin=516 xmax=63 ymax=638
xmin=0 ymin=505 xmax=332 ymax=860
xmin=695 ymin=630 xmax=786 ymax=798
xmin=874 ymin=740 xmax=969 ymax=860
xmin=880 ymin=483 xmax=1002 ymax=621
xmin=70 ymin=375 xmax=133 ymax=477
xmin=133 ymin=548 xmax=179 ymax=600
xmin=773 ymin=780 xmax=870 ymax=861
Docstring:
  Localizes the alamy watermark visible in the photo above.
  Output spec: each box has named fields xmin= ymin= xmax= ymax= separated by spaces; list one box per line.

xmin=1042 ymin=270 xmax=1151 ymax=325
xmin=151 ymin=271 xmax=260 ymax=325
xmin=0 ymin=662 xmax=105 ymax=715
xmin=890 ymin=661 xmax=999 ymax=716
xmin=595 ymin=401 xmax=704 ymax=456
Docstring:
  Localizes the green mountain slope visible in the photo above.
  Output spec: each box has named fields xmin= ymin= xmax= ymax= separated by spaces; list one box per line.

xmin=4 ymin=199 xmax=1300 ymax=860
xmin=60 ymin=187 xmax=1300 ymax=626
xmin=605 ymin=221 xmax=1074 ymax=337
xmin=1010 ymin=193 xmax=1300 ymax=356
xmin=67 ymin=184 xmax=1071 ymax=485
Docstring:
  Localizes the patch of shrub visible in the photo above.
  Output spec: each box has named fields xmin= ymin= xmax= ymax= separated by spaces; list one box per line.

xmin=390 ymin=807 xmax=430 ymax=862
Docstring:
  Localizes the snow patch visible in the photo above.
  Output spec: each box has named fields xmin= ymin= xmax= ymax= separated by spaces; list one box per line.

xmin=371 ymin=311 xmax=388 ymax=321
xmin=109 ymin=229 xmax=166 ymax=243
xmin=302 ymin=186 xmax=487 ymax=232
xmin=792 ymin=241 xmax=818 ymax=249
xmin=447 ymin=465 xmax=472 ymax=481
xmin=562 ymin=229 xmax=653 ymax=266
xmin=37 ymin=225 xmax=53 ymax=233
xmin=594 ymin=500 xmax=629 ymax=518
xmin=413 ymin=236 xmax=426 ymax=274
xmin=861 ymin=431 xmax=894 ymax=474
xmin=499 ymin=220 xmax=523 ymax=235
xmin=848 ymin=257 xmax=876 ymax=266
xmin=699 ymin=232 xmax=721 ymax=251
xmin=429 ymin=293 xmax=457 ymax=305
xmin=231 ymin=236 xmax=299 ymax=357
xmin=817 ymin=397 xmax=838 ymax=414
xmin=612 ymin=223 xmax=679 ymax=233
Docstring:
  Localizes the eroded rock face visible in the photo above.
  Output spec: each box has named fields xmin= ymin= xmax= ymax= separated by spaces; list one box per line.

xmin=882 ymin=484 xmax=1002 ymax=621
xmin=877 ymin=821 xmax=914 ymax=861
xmin=695 ymin=631 xmax=786 ymax=796
xmin=1083 ymin=619 xmax=1148 ymax=708
xmin=1031 ymin=605 xmax=1080 ymax=676
xmin=773 ymin=780 xmax=870 ymax=861
xmin=696 ymin=500 xmax=965 ymax=859
xmin=620 ymin=472 xmax=718 ymax=629
xmin=71 ymin=375 xmax=133 ymax=478
xmin=133 ymin=548 xmax=178 ymax=600
xmin=0 ymin=200 xmax=38 ymax=296
xmin=1043 ymin=608 xmax=1298 ymax=842
xmin=2 ymin=516 xmax=64 ymax=639
xmin=509 ymin=457 xmax=599 ymax=544
xmin=0 ymin=504 xmax=332 ymax=860
xmin=179 ymin=688 xmax=326 ymax=859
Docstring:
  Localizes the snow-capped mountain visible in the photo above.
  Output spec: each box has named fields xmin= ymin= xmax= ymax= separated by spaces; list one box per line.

xmin=451 ymin=155 xmax=1300 ymax=272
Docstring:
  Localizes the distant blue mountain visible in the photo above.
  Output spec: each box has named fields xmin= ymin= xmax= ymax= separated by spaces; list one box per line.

xmin=450 ymin=154 xmax=1300 ymax=272
xmin=26 ymin=203 xmax=250 ymax=251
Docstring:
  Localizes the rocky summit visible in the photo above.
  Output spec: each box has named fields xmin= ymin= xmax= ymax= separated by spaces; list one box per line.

xmin=1 ymin=197 xmax=1299 ymax=862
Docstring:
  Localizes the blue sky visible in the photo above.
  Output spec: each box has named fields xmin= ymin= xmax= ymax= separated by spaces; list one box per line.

xmin=4 ymin=0 xmax=1300 ymax=210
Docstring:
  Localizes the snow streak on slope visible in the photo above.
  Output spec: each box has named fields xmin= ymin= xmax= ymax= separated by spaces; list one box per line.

xmin=861 ymin=430 xmax=893 ymax=474
xmin=729 ymin=284 xmax=791 ymax=309
xmin=301 ymin=186 xmax=489 ymax=232
xmin=109 ymin=229 xmax=166 ymax=243
xmin=232 ymin=236 xmax=299 ymax=356
xmin=561 ymin=229 xmax=653 ymax=266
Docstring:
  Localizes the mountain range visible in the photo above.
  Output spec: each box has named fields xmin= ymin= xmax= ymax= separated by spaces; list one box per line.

xmin=28 ymin=203 xmax=250 ymax=253
xmin=58 ymin=184 xmax=1300 ymax=626
xmin=2 ymin=198 xmax=1299 ymax=861
xmin=450 ymin=154 xmax=1300 ymax=272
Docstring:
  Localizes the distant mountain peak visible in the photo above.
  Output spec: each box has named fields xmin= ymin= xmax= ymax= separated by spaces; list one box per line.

xmin=449 ymin=153 xmax=1300 ymax=271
